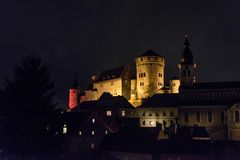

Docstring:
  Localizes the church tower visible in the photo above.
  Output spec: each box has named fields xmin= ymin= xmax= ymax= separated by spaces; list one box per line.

xmin=136 ymin=49 xmax=165 ymax=99
xmin=69 ymin=75 xmax=79 ymax=110
xmin=178 ymin=35 xmax=196 ymax=86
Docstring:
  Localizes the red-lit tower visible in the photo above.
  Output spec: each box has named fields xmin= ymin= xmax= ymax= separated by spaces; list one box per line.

xmin=69 ymin=75 xmax=79 ymax=110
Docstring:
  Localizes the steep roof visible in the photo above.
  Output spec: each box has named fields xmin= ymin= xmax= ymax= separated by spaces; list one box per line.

xmin=75 ymin=93 xmax=135 ymax=111
xmin=195 ymin=81 xmax=240 ymax=89
xmin=139 ymin=94 xmax=180 ymax=108
xmin=95 ymin=66 xmax=125 ymax=82
xmin=180 ymin=36 xmax=194 ymax=64
xmin=139 ymin=49 xmax=163 ymax=57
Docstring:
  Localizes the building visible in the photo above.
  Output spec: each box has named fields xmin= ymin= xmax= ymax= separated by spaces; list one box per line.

xmin=67 ymin=36 xmax=240 ymax=141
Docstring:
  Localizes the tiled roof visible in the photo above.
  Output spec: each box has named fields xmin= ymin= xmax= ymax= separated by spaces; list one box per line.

xmin=95 ymin=66 xmax=125 ymax=82
xmin=181 ymin=81 xmax=240 ymax=90
xmin=139 ymin=94 xmax=180 ymax=108
xmin=139 ymin=49 xmax=163 ymax=57
xmin=75 ymin=93 xmax=135 ymax=111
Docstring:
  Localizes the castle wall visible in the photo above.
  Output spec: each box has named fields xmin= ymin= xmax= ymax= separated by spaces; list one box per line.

xmin=136 ymin=56 xmax=165 ymax=99
xmin=93 ymin=78 xmax=122 ymax=99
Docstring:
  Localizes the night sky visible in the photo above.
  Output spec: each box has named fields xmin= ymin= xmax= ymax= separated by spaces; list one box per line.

xmin=1 ymin=0 xmax=240 ymax=107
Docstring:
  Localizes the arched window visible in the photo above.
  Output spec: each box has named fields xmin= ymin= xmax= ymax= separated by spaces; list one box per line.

xmin=235 ymin=110 xmax=240 ymax=122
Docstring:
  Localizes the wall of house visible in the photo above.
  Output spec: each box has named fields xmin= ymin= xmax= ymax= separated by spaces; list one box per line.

xmin=228 ymin=103 xmax=240 ymax=140
xmin=178 ymin=106 xmax=227 ymax=139
xmin=93 ymin=78 xmax=122 ymax=99
xmin=137 ymin=108 xmax=177 ymax=128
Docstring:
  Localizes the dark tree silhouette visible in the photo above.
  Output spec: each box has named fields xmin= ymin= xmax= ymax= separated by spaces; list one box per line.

xmin=2 ymin=55 xmax=62 ymax=155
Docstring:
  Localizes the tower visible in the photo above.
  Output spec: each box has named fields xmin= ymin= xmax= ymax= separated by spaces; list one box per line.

xmin=69 ymin=75 xmax=79 ymax=110
xmin=136 ymin=49 xmax=165 ymax=99
xmin=178 ymin=35 xmax=196 ymax=86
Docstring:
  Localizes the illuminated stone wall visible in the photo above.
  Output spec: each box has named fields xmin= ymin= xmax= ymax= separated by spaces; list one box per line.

xmin=69 ymin=89 xmax=79 ymax=110
xmin=228 ymin=103 xmax=240 ymax=140
xmin=137 ymin=108 xmax=177 ymax=128
xmin=93 ymin=78 xmax=122 ymax=99
xmin=136 ymin=55 xmax=165 ymax=99
xmin=169 ymin=79 xmax=180 ymax=93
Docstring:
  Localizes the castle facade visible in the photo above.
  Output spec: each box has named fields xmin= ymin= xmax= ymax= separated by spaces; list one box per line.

xmin=68 ymin=36 xmax=240 ymax=141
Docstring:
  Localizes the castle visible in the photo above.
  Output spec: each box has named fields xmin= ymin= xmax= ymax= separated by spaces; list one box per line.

xmin=67 ymin=36 xmax=240 ymax=141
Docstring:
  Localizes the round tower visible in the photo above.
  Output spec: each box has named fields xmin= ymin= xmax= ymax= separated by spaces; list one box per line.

xmin=136 ymin=49 xmax=165 ymax=99
xmin=169 ymin=77 xmax=180 ymax=93
xmin=69 ymin=75 xmax=79 ymax=110
xmin=178 ymin=35 xmax=196 ymax=86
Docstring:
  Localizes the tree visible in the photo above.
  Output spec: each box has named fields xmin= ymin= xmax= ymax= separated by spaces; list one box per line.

xmin=2 ymin=55 xmax=60 ymax=154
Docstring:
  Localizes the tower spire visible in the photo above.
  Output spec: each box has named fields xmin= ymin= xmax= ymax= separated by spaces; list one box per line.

xmin=184 ymin=35 xmax=190 ymax=47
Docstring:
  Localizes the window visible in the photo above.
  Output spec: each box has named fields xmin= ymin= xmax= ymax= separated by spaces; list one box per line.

xmin=149 ymin=121 xmax=153 ymax=126
xmin=92 ymin=118 xmax=95 ymax=123
xmin=163 ymin=112 xmax=166 ymax=116
xmin=63 ymin=124 xmax=67 ymax=134
xmin=92 ymin=130 xmax=95 ymax=136
xmin=208 ymin=111 xmax=213 ymax=123
xmin=149 ymin=113 xmax=152 ymax=116
xmin=220 ymin=111 xmax=224 ymax=124
xmin=235 ymin=110 xmax=240 ymax=122
xmin=121 ymin=110 xmax=125 ymax=116
xmin=111 ymin=82 xmax=114 ymax=85
xmin=196 ymin=111 xmax=200 ymax=122
xmin=184 ymin=112 xmax=189 ymax=122
xmin=144 ymin=73 xmax=146 ymax=77
xmin=159 ymin=73 xmax=162 ymax=77
xmin=106 ymin=110 xmax=112 ymax=116
xmin=91 ymin=143 xmax=95 ymax=149
xmin=143 ymin=111 xmax=145 ymax=116
xmin=156 ymin=112 xmax=159 ymax=116
xmin=170 ymin=111 xmax=174 ymax=117
xmin=143 ymin=120 xmax=145 ymax=125
xmin=140 ymin=82 xmax=144 ymax=86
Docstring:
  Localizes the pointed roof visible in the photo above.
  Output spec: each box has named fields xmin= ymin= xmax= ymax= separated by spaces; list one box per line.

xmin=180 ymin=35 xmax=193 ymax=64
xmin=139 ymin=49 xmax=163 ymax=57
xmin=95 ymin=66 xmax=125 ymax=82
xmin=70 ymin=74 xmax=78 ymax=89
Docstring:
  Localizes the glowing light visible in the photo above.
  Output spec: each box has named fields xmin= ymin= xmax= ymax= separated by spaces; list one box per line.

xmin=106 ymin=110 xmax=112 ymax=116
xmin=121 ymin=110 xmax=125 ymax=116
xmin=92 ymin=118 xmax=95 ymax=123
xmin=105 ymin=130 xmax=108 ymax=135
xmin=63 ymin=124 xmax=67 ymax=134
xmin=92 ymin=130 xmax=95 ymax=135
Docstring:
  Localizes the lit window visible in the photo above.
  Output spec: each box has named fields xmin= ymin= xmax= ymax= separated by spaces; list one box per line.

xmin=107 ymin=110 xmax=111 ymax=116
xmin=92 ymin=118 xmax=95 ymax=123
xmin=63 ymin=124 xmax=67 ymax=134
xmin=92 ymin=130 xmax=95 ymax=136
xmin=121 ymin=110 xmax=125 ymax=116
xmin=235 ymin=110 xmax=240 ymax=122
xmin=149 ymin=121 xmax=153 ymax=126
xmin=91 ymin=143 xmax=95 ymax=149
xmin=79 ymin=131 xmax=82 ymax=136
xmin=208 ymin=111 xmax=213 ymax=123
xmin=105 ymin=130 xmax=108 ymax=135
